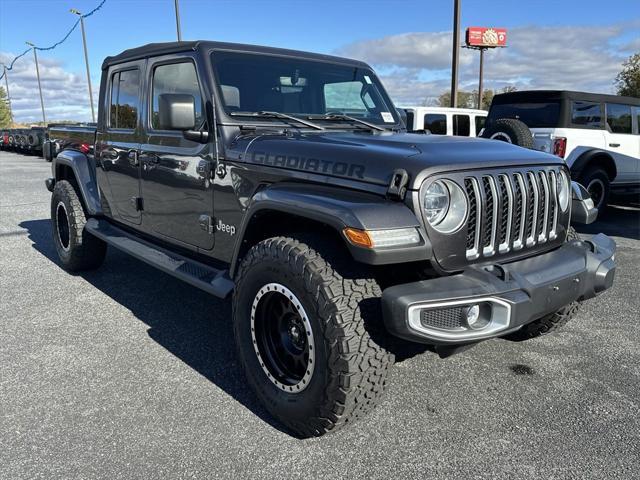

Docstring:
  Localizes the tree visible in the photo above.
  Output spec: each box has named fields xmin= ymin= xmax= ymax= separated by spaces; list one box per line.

xmin=0 ymin=86 xmax=11 ymax=128
xmin=438 ymin=88 xmax=506 ymax=110
xmin=615 ymin=53 xmax=640 ymax=98
xmin=438 ymin=90 xmax=475 ymax=109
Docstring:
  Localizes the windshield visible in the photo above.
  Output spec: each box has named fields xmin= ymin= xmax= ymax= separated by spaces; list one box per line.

xmin=487 ymin=102 xmax=560 ymax=128
xmin=211 ymin=51 xmax=399 ymax=127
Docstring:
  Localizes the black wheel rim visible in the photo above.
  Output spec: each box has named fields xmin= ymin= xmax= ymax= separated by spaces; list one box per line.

xmin=251 ymin=283 xmax=314 ymax=392
xmin=56 ymin=202 xmax=70 ymax=251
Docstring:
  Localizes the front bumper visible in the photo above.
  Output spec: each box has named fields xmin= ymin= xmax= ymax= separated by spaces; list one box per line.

xmin=382 ymin=234 xmax=616 ymax=345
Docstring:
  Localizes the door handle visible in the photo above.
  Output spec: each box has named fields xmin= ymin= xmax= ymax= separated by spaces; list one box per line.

xmin=609 ymin=143 xmax=620 ymax=148
xmin=127 ymin=149 xmax=139 ymax=166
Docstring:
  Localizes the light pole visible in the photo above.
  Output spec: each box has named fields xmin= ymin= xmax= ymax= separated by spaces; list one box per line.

xmin=71 ymin=8 xmax=96 ymax=122
xmin=450 ymin=0 xmax=461 ymax=108
xmin=174 ymin=0 xmax=182 ymax=41
xmin=1 ymin=64 xmax=13 ymax=125
xmin=26 ymin=41 xmax=46 ymax=124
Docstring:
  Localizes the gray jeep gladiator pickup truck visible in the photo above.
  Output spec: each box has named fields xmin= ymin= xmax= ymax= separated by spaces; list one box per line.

xmin=46 ymin=41 xmax=616 ymax=437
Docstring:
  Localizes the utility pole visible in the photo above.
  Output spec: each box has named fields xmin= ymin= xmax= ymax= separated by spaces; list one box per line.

xmin=1 ymin=64 xmax=13 ymax=125
xmin=174 ymin=0 xmax=182 ymax=41
xmin=26 ymin=42 xmax=46 ymax=124
xmin=477 ymin=47 xmax=485 ymax=109
xmin=450 ymin=0 xmax=461 ymax=108
xmin=71 ymin=9 xmax=96 ymax=122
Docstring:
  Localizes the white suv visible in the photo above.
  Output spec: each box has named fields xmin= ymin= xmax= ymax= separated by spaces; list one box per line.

xmin=483 ymin=91 xmax=640 ymax=211
xmin=402 ymin=106 xmax=487 ymax=137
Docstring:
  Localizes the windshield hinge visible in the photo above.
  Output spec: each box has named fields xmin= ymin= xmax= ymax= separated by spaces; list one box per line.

xmin=199 ymin=215 xmax=214 ymax=234
xmin=387 ymin=169 xmax=410 ymax=201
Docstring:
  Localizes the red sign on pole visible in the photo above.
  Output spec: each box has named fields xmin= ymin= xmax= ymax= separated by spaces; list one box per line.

xmin=465 ymin=27 xmax=507 ymax=47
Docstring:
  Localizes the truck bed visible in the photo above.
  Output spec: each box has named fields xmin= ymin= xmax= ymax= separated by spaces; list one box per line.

xmin=48 ymin=124 xmax=97 ymax=153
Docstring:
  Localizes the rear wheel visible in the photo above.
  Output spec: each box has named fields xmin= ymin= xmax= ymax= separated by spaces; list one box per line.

xmin=51 ymin=180 xmax=106 ymax=271
xmin=578 ymin=166 xmax=610 ymax=213
xmin=233 ymin=235 xmax=394 ymax=437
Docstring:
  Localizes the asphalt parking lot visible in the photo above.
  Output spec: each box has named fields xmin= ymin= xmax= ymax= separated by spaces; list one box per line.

xmin=1 ymin=150 xmax=639 ymax=480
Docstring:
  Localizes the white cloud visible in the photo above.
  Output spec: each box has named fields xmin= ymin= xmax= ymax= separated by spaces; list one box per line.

xmin=338 ymin=23 xmax=637 ymax=105
xmin=1 ymin=52 xmax=96 ymax=123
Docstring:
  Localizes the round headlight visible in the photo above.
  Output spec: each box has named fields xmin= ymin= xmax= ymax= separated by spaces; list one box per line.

xmin=424 ymin=179 xmax=468 ymax=233
xmin=557 ymin=170 xmax=570 ymax=211
xmin=424 ymin=180 xmax=450 ymax=226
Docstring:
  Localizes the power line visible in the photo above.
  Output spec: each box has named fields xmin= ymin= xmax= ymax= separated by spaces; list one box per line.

xmin=0 ymin=0 xmax=108 ymax=81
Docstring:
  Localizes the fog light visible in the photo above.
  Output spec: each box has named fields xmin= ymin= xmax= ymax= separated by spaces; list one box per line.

xmin=462 ymin=304 xmax=490 ymax=330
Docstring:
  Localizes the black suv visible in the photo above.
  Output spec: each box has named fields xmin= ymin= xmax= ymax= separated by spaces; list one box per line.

xmin=46 ymin=41 xmax=616 ymax=437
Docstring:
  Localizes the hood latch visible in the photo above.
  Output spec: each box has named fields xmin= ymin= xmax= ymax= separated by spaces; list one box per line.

xmin=387 ymin=169 xmax=410 ymax=201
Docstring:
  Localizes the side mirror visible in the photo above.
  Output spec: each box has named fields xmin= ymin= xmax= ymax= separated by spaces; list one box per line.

xmin=571 ymin=181 xmax=598 ymax=224
xmin=158 ymin=93 xmax=196 ymax=130
xmin=396 ymin=108 xmax=408 ymax=128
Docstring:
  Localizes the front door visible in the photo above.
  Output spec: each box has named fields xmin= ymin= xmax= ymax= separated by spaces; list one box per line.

xmin=95 ymin=62 xmax=144 ymax=225
xmin=139 ymin=57 xmax=214 ymax=250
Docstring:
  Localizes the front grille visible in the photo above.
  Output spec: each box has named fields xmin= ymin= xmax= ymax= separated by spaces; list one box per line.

xmin=420 ymin=307 xmax=464 ymax=330
xmin=464 ymin=168 xmax=560 ymax=260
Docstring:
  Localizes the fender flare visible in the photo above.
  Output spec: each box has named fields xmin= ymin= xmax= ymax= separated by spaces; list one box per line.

xmin=569 ymin=149 xmax=617 ymax=181
xmin=52 ymin=150 xmax=102 ymax=216
xmin=229 ymin=183 xmax=431 ymax=277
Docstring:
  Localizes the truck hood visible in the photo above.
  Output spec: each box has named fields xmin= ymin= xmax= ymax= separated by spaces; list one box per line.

xmin=235 ymin=130 xmax=563 ymax=190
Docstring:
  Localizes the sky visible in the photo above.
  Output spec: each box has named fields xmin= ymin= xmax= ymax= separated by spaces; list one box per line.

xmin=0 ymin=0 xmax=638 ymax=123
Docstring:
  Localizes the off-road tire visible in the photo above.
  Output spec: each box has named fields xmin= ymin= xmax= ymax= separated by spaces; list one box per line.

xmin=482 ymin=118 xmax=534 ymax=149
xmin=233 ymin=235 xmax=394 ymax=437
xmin=578 ymin=166 xmax=610 ymax=213
xmin=505 ymin=227 xmax=581 ymax=341
xmin=51 ymin=180 xmax=106 ymax=271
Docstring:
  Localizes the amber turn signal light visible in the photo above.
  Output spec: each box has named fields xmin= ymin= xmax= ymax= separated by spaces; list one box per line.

xmin=343 ymin=228 xmax=373 ymax=248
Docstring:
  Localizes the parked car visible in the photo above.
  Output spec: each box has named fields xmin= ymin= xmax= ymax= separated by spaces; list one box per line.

xmin=0 ymin=127 xmax=46 ymax=156
xmin=482 ymin=90 xmax=640 ymax=211
xmin=401 ymin=106 xmax=487 ymax=137
xmin=46 ymin=41 xmax=615 ymax=437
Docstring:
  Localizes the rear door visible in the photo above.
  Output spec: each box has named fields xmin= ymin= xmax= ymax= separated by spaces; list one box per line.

xmin=95 ymin=62 xmax=144 ymax=225
xmin=139 ymin=55 xmax=214 ymax=250
xmin=605 ymin=103 xmax=638 ymax=183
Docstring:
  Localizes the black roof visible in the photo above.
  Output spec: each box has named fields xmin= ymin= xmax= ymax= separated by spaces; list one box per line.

xmin=492 ymin=90 xmax=639 ymax=106
xmin=102 ymin=40 xmax=369 ymax=70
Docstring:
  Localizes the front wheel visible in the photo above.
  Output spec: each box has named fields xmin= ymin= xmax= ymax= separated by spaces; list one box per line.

xmin=233 ymin=235 xmax=394 ymax=437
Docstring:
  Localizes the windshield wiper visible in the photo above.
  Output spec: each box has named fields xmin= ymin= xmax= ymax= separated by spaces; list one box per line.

xmin=229 ymin=111 xmax=324 ymax=130
xmin=307 ymin=113 xmax=386 ymax=132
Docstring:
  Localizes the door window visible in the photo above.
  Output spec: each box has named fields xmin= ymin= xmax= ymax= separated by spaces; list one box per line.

xmin=475 ymin=116 xmax=486 ymax=136
xmin=606 ymin=103 xmax=632 ymax=134
xmin=424 ymin=114 xmax=446 ymax=134
xmin=109 ymin=69 xmax=140 ymax=129
xmin=151 ymin=62 xmax=204 ymax=130
xmin=571 ymin=101 xmax=603 ymax=127
xmin=453 ymin=114 xmax=470 ymax=136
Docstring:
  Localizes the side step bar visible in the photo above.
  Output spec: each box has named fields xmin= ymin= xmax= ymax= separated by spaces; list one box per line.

xmin=85 ymin=218 xmax=234 ymax=298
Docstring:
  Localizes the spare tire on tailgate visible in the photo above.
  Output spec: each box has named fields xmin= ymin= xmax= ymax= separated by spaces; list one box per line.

xmin=482 ymin=118 xmax=533 ymax=149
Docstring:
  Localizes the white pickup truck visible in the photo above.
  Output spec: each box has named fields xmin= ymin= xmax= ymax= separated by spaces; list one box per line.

xmin=482 ymin=90 xmax=640 ymax=211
